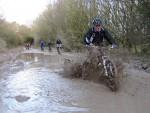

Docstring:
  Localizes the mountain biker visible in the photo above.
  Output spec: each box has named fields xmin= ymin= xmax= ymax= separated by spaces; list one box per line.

xmin=83 ymin=18 xmax=119 ymax=91
xmin=84 ymin=17 xmax=117 ymax=48
xmin=56 ymin=39 xmax=62 ymax=54
xmin=56 ymin=39 xmax=62 ymax=48
xmin=40 ymin=40 xmax=45 ymax=51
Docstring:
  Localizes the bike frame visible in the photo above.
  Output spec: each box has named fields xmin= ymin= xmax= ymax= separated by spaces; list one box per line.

xmin=56 ymin=44 xmax=62 ymax=54
xmin=95 ymin=46 xmax=115 ymax=77
xmin=86 ymin=45 xmax=117 ymax=91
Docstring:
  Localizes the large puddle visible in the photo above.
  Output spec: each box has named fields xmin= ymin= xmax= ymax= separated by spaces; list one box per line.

xmin=0 ymin=53 xmax=88 ymax=113
xmin=1 ymin=51 xmax=150 ymax=113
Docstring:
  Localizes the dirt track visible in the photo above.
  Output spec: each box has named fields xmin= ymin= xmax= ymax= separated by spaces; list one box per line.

xmin=0 ymin=48 xmax=150 ymax=113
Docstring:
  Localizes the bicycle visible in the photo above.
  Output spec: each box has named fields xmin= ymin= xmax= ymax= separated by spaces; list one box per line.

xmin=56 ymin=44 xmax=62 ymax=54
xmin=82 ymin=45 xmax=119 ymax=91
xmin=24 ymin=43 xmax=31 ymax=50
xmin=41 ymin=46 xmax=44 ymax=51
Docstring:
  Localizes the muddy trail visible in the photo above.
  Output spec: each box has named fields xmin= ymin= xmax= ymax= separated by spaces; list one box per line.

xmin=0 ymin=48 xmax=150 ymax=113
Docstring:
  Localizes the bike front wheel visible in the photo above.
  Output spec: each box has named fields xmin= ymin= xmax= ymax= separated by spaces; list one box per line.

xmin=104 ymin=60 xmax=119 ymax=91
xmin=57 ymin=47 xmax=61 ymax=54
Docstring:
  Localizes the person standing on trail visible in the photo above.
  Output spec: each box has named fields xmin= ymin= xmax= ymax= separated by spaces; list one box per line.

xmin=84 ymin=17 xmax=117 ymax=48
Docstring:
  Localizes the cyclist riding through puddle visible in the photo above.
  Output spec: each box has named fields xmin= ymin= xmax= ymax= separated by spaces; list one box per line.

xmin=83 ymin=17 xmax=118 ymax=91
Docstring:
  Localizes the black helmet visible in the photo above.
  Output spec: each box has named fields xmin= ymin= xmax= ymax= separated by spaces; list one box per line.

xmin=92 ymin=18 xmax=102 ymax=26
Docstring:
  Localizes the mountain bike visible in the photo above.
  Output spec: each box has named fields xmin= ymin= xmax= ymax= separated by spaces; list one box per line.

xmin=24 ymin=43 xmax=30 ymax=50
xmin=83 ymin=45 xmax=119 ymax=91
xmin=41 ymin=45 xmax=44 ymax=51
xmin=56 ymin=44 xmax=62 ymax=54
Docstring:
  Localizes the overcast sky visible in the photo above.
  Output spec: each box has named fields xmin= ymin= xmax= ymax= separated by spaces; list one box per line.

xmin=0 ymin=0 xmax=55 ymax=26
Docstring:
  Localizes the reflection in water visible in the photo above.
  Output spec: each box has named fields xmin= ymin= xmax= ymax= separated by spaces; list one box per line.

xmin=1 ymin=68 xmax=88 ymax=113
xmin=16 ymin=53 xmax=39 ymax=62
xmin=0 ymin=53 xmax=88 ymax=113
xmin=16 ymin=53 xmax=63 ymax=69
xmin=34 ymin=56 xmax=38 ymax=62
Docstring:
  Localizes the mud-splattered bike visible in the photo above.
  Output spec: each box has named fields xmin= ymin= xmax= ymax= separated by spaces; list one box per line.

xmin=83 ymin=45 xmax=119 ymax=91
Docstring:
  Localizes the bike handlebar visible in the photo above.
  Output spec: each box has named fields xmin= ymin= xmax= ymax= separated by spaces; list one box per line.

xmin=85 ymin=44 xmax=117 ymax=50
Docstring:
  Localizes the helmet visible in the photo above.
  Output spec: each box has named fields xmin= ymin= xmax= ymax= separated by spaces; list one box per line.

xmin=92 ymin=18 xmax=102 ymax=26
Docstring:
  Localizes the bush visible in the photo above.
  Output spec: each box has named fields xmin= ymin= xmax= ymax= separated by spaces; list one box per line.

xmin=0 ymin=38 xmax=7 ymax=49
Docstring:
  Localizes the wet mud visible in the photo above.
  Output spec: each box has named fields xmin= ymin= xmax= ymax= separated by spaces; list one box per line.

xmin=0 ymin=49 xmax=150 ymax=113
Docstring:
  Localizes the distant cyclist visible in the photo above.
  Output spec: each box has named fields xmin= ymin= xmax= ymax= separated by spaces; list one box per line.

xmin=40 ymin=40 xmax=45 ymax=51
xmin=56 ymin=39 xmax=62 ymax=54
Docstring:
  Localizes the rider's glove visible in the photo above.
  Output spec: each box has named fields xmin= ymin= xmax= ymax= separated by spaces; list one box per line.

xmin=86 ymin=44 xmax=89 ymax=47
xmin=89 ymin=43 xmax=94 ymax=46
xmin=111 ymin=44 xmax=118 ymax=48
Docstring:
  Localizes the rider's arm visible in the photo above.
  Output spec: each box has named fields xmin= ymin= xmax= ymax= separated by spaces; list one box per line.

xmin=103 ymin=28 xmax=116 ymax=45
xmin=60 ymin=40 xmax=62 ymax=44
xmin=84 ymin=28 xmax=93 ymax=45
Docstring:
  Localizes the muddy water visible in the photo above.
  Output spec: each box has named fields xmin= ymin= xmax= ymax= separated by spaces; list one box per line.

xmin=0 ymin=52 xmax=89 ymax=113
xmin=0 ymin=51 xmax=150 ymax=113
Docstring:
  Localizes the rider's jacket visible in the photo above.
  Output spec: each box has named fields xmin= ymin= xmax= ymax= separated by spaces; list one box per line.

xmin=56 ymin=39 xmax=62 ymax=44
xmin=40 ymin=40 xmax=45 ymax=47
xmin=84 ymin=27 xmax=116 ymax=46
